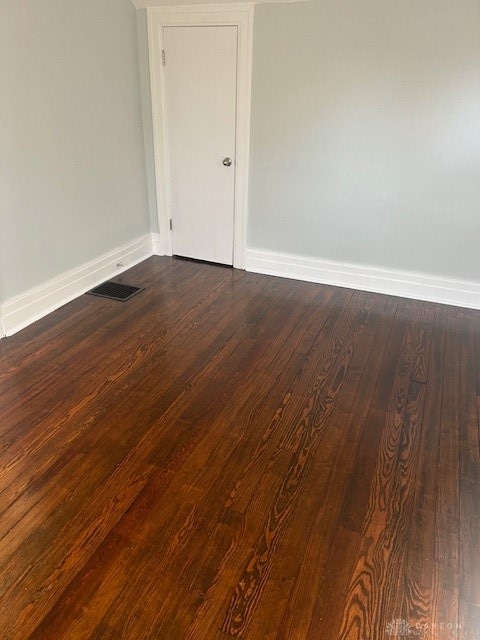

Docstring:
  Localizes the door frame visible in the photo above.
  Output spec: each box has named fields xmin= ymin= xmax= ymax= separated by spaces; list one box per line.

xmin=147 ymin=5 xmax=254 ymax=268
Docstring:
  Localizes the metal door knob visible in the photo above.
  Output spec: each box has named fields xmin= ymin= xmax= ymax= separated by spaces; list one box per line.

xmin=223 ymin=157 xmax=233 ymax=167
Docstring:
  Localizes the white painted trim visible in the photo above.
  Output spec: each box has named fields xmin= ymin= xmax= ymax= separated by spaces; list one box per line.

xmin=147 ymin=5 xmax=253 ymax=269
xmin=151 ymin=232 xmax=165 ymax=255
xmin=3 ymin=239 xmax=480 ymax=340
xmin=0 ymin=310 xmax=6 ymax=339
xmin=0 ymin=235 xmax=154 ymax=338
xmin=246 ymin=248 xmax=480 ymax=310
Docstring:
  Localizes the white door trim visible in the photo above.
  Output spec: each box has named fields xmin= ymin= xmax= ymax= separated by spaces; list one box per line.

xmin=147 ymin=5 xmax=254 ymax=268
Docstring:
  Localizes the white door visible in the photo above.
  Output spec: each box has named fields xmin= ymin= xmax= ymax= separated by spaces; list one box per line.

xmin=163 ymin=25 xmax=238 ymax=265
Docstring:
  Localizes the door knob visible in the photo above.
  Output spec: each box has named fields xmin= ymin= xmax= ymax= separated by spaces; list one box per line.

xmin=223 ymin=157 xmax=233 ymax=167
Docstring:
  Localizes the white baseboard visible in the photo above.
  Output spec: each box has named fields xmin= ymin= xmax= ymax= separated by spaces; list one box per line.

xmin=151 ymin=232 xmax=166 ymax=256
xmin=246 ymin=247 xmax=480 ymax=310
xmin=0 ymin=311 xmax=6 ymax=339
xmin=0 ymin=234 xmax=155 ymax=338
xmin=2 ymin=238 xmax=478 ymax=339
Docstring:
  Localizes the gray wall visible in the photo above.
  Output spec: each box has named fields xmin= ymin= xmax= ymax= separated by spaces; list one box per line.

xmin=3 ymin=0 xmax=479 ymax=305
xmin=248 ymin=0 xmax=480 ymax=281
xmin=137 ymin=9 xmax=159 ymax=234
xmin=0 ymin=0 xmax=150 ymax=303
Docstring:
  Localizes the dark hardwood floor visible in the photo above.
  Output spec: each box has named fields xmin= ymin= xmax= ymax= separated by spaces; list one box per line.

xmin=0 ymin=256 xmax=479 ymax=639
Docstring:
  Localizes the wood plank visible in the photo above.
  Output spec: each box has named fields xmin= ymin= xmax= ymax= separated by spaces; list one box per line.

xmin=396 ymin=306 xmax=447 ymax=640
xmin=459 ymin=313 xmax=480 ymax=606
xmin=430 ymin=308 xmax=461 ymax=639
xmin=221 ymin=292 xmax=378 ymax=637
xmin=0 ymin=257 xmax=474 ymax=639
xmin=336 ymin=300 xmax=437 ymax=639
xmin=277 ymin=296 xmax=400 ymax=640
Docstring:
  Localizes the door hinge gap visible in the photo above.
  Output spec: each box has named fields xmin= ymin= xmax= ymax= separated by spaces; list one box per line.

xmin=169 ymin=219 xmax=173 ymax=231
xmin=162 ymin=50 xmax=166 ymax=66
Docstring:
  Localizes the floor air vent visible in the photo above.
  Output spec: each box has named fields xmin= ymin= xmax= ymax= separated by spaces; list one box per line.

xmin=87 ymin=282 xmax=143 ymax=302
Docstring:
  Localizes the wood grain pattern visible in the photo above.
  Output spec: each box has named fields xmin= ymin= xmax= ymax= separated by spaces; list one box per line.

xmin=0 ymin=256 xmax=477 ymax=639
